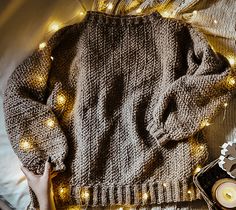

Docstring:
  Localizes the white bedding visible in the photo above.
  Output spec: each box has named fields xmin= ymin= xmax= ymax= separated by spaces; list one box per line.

xmin=0 ymin=96 xmax=31 ymax=210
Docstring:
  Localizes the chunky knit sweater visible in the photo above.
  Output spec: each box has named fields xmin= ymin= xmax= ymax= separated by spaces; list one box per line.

xmin=3 ymin=10 xmax=233 ymax=209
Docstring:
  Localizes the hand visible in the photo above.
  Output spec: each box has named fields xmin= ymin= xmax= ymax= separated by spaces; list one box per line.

xmin=20 ymin=157 xmax=57 ymax=210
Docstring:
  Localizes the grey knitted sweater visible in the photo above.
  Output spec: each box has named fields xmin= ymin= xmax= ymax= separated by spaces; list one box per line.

xmin=3 ymin=10 xmax=233 ymax=209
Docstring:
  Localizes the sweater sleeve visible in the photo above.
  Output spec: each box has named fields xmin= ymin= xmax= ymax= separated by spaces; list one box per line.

xmin=3 ymin=27 xmax=70 ymax=175
xmin=146 ymin=23 xmax=234 ymax=146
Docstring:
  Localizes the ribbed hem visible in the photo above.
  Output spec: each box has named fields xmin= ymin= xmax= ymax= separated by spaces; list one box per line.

xmin=83 ymin=10 xmax=162 ymax=26
xmin=50 ymin=180 xmax=202 ymax=208
xmin=146 ymin=120 xmax=171 ymax=146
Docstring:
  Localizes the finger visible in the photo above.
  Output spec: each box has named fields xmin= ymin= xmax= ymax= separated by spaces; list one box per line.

xmin=20 ymin=165 xmax=35 ymax=179
xmin=43 ymin=157 xmax=51 ymax=178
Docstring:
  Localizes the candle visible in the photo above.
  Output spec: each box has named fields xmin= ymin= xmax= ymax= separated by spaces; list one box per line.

xmin=212 ymin=178 xmax=236 ymax=209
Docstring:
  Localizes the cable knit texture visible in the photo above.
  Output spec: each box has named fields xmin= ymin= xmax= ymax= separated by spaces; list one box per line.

xmin=3 ymin=10 xmax=233 ymax=209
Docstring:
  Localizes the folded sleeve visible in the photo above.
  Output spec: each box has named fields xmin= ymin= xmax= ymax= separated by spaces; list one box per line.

xmin=3 ymin=27 xmax=71 ymax=175
xmin=147 ymin=23 xmax=234 ymax=146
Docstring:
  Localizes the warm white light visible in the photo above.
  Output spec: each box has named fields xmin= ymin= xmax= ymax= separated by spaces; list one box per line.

xmin=187 ymin=190 xmax=192 ymax=194
xmin=36 ymin=75 xmax=43 ymax=83
xmin=39 ymin=42 xmax=46 ymax=50
xmin=59 ymin=186 xmax=68 ymax=194
xmin=213 ymin=19 xmax=218 ymax=24
xmin=19 ymin=138 xmax=33 ymax=151
xmin=107 ymin=3 xmax=113 ymax=10
xmin=162 ymin=11 xmax=171 ymax=17
xmin=142 ymin=192 xmax=149 ymax=200
xmin=118 ymin=208 xmax=123 ymax=210
xmin=194 ymin=166 xmax=202 ymax=174
xmin=59 ymin=186 xmax=69 ymax=199
xmin=228 ymin=56 xmax=236 ymax=66
xmin=49 ymin=21 xmax=61 ymax=32
xmin=227 ymin=76 xmax=236 ymax=86
xmin=201 ymin=119 xmax=210 ymax=128
xmin=163 ymin=183 xmax=167 ymax=187
xmin=76 ymin=10 xmax=86 ymax=17
xmin=45 ymin=118 xmax=55 ymax=128
xmin=81 ymin=190 xmax=90 ymax=200
xmin=136 ymin=8 xmax=142 ymax=13
xmin=200 ymin=145 xmax=204 ymax=150
xmin=57 ymin=94 xmax=66 ymax=105
xmin=50 ymin=56 xmax=54 ymax=60
xmin=224 ymin=102 xmax=228 ymax=107
xmin=193 ymin=10 xmax=198 ymax=16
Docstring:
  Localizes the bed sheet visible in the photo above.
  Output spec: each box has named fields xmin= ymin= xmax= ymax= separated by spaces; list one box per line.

xmin=0 ymin=96 xmax=31 ymax=210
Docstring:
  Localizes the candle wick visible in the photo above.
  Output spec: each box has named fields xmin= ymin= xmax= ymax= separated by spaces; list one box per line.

xmin=226 ymin=192 xmax=232 ymax=199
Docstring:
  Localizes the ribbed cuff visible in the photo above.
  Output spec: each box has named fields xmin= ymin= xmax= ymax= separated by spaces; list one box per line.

xmin=22 ymin=156 xmax=45 ymax=175
xmin=146 ymin=120 xmax=171 ymax=146
xmin=22 ymin=155 xmax=66 ymax=175
xmin=53 ymin=158 xmax=66 ymax=172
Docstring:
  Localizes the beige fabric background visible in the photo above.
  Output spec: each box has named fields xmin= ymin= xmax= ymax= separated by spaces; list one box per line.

xmin=0 ymin=0 xmax=235 ymax=209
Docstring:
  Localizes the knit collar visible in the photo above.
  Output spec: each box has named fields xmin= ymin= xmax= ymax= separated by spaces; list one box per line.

xmin=83 ymin=10 xmax=162 ymax=26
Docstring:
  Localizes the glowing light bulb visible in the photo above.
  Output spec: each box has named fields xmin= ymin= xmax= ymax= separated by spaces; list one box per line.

xmin=39 ymin=42 xmax=46 ymax=50
xmin=213 ymin=19 xmax=218 ymax=24
xmin=224 ymin=102 xmax=228 ymax=107
xmin=50 ymin=56 xmax=54 ymax=60
xmin=163 ymin=183 xmax=167 ymax=187
xmin=142 ymin=192 xmax=149 ymax=200
xmin=187 ymin=190 xmax=192 ymax=194
xmin=228 ymin=56 xmax=235 ymax=66
xmin=200 ymin=119 xmax=210 ymax=128
xmin=45 ymin=118 xmax=55 ymax=128
xmin=76 ymin=10 xmax=86 ymax=17
xmin=57 ymin=94 xmax=66 ymax=105
xmin=136 ymin=8 xmax=142 ymax=13
xmin=200 ymin=145 xmax=204 ymax=150
xmin=193 ymin=10 xmax=198 ymax=16
xmin=194 ymin=166 xmax=202 ymax=174
xmin=49 ymin=21 xmax=61 ymax=32
xmin=36 ymin=75 xmax=43 ymax=83
xmin=227 ymin=76 xmax=236 ymax=86
xmin=59 ymin=186 xmax=69 ymax=200
xmin=162 ymin=11 xmax=171 ymax=18
xmin=19 ymin=138 xmax=33 ymax=151
xmin=107 ymin=3 xmax=113 ymax=10
xmin=81 ymin=190 xmax=90 ymax=200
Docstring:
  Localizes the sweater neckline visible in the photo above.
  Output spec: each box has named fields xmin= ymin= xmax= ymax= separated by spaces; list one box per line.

xmin=83 ymin=10 xmax=162 ymax=26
